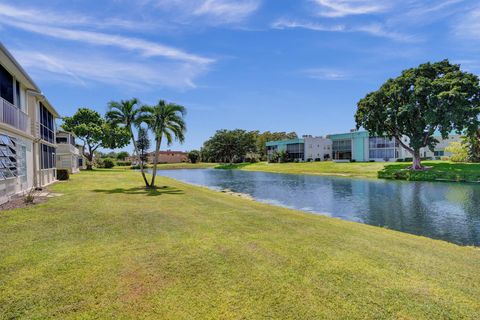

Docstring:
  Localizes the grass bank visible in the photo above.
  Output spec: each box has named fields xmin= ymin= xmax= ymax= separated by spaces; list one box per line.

xmin=217 ymin=161 xmax=385 ymax=178
xmin=1 ymin=170 xmax=479 ymax=319
xmin=380 ymin=161 xmax=480 ymax=182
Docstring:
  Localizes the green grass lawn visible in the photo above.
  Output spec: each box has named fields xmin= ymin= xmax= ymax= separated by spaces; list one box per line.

xmin=218 ymin=161 xmax=386 ymax=178
xmin=380 ymin=161 xmax=480 ymax=182
xmin=1 ymin=170 xmax=480 ymax=319
xmin=115 ymin=162 xmax=218 ymax=171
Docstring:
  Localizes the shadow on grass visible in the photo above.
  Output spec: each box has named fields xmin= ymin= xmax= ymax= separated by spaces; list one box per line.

xmin=93 ymin=186 xmax=184 ymax=197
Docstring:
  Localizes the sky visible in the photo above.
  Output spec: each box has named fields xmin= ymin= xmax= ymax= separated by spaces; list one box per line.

xmin=1 ymin=0 xmax=480 ymax=152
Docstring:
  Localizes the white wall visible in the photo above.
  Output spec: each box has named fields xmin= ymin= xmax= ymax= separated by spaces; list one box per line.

xmin=304 ymin=137 xmax=332 ymax=161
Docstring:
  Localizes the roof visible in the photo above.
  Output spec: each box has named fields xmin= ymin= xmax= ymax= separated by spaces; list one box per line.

xmin=0 ymin=42 xmax=60 ymax=118
xmin=266 ymin=138 xmax=304 ymax=147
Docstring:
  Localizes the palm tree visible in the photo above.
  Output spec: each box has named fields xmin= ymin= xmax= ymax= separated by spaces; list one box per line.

xmin=106 ymin=98 xmax=150 ymax=187
xmin=140 ymin=100 xmax=186 ymax=187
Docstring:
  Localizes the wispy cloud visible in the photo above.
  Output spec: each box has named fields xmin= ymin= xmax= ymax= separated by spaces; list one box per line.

xmin=155 ymin=0 xmax=261 ymax=24
xmin=0 ymin=3 xmax=155 ymax=30
xmin=3 ymin=20 xmax=213 ymax=64
xmin=272 ymin=19 xmax=345 ymax=32
xmin=272 ymin=19 xmax=418 ymax=42
xmin=454 ymin=7 xmax=480 ymax=39
xmin=302 ymin=68 xmax=349 ymax=80
xmin=13 ymin=50 xmax=206 ymax=89
xmin=313 ymin=0 xmax=388 ymax=18
xmin=0 ymin=2 xmax=215 ymax=89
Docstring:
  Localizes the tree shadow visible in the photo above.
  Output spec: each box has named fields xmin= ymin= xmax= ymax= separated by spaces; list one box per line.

xmin=93 ymin=186 xmax=184 ymax=197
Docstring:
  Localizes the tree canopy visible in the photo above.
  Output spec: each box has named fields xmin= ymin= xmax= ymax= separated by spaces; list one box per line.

xmin=201 ymin=129 xmax=257 ymax=163
xmin=355 ymin=60 xmax=480 ymax=169
xmin=62 ymin=108 xmax=130 ymax=169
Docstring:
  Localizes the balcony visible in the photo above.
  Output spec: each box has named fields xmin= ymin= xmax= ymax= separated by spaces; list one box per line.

xmin=56 ymin=143 xmax=80 ymax=156
xmin=0 ymin=97 xmax=29 ymax=133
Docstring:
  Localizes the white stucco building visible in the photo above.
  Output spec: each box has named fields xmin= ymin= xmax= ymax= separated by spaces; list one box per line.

xmin=0 ymin=42 xmax=59 ymax=204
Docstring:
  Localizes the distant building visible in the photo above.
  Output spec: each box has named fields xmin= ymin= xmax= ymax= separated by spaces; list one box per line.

xmin=125 ymin=150 xmax=189 ymax=164
xmin=266 ymin=136 xmax=331 ymax=162
xmin=326 ymin=129 xmax=461 ymax=162
xmin=56 ymin=131 xmax=83 ymax=173
xmin=266 ymin=130 xmax=461 ymax=163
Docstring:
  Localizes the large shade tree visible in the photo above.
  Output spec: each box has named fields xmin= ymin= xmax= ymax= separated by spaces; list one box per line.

xmin=141 ymin=100 xmax=186 ymax=187
xmin=201 ymin=129 xmax=257 ymax=163
xmin=106 ymin=98 xmax=150 ymax=187
xmin=355 ymin=60 xmax=480 ymax=170
xmin=62 ymin=108 xmax=130 ymax=169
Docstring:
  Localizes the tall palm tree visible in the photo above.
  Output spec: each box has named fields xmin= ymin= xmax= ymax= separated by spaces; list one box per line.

xmin=141 ymin=100 xmax=186 ymax=187
xmin=106 ymin=98 xmax=150 ymax=187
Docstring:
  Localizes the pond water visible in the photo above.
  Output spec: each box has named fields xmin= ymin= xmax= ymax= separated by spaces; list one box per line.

xmin=153 ymin=169 xmax=480 ymax=246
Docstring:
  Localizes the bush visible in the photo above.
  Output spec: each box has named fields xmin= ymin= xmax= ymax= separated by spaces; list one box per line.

xmin=116 ymin=161 xmax=132 ymax=166
xmin=350 ymin=159 xmax=357 ymax=163
xmin=440 ymin=156 xmax=451 ymax=161
xmin=103 ymin=158 xmax=115 ymax=169
xmin=57 ymin=169 xmax=70 ymax=180
xmin=314 ymin=158 xmax=321 ymax=162
xmin=396 ymin=159 xmax=404 ymax=162
xmin=369 ymin=160 xmax=376 ymax=162
xmin=404 ymin=157 xmax=413 ymax=162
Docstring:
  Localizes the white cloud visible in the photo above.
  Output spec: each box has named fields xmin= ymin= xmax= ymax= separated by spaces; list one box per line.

xmin=13 ymin=50 xmax=205 ymax=89
xmin=0 ymin=2 xmax=155 ymax=30
xmin=2 ymin=20 xmax=213 ymax=65
xmin=272 ymin=19 xmax=345 ymax=32
xmin=313 ymin=0 xmax=388 ymax=18
xmin=454 ymin=8 xmax=480 ymax=39
xmin=302 ymin=68 xmax=349 ymax=80
xmin=156 ymin=0 xmax=260 ymax=24
xmin=271 ymin=19 xmax=418 ymax=42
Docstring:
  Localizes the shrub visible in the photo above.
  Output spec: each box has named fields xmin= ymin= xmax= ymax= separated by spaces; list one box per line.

xmin=23 ymin=188 xmax=36 ymax=204
xmin=130 ymin=164 xmax=141 ymax=170
xmin=396 ymin=159 xmax=404 ymax=162
xmin=57 ymin=169 xmax=70 ymax=180
xmin=103 ymin=158 xmax=115 ymax=169
xmin=188 ymin=150 xmax=201 ymax=164
xmin=350 ymin=159 xmax=357 ymax=163
xmin=440 ymin=156 xmax=451 ymax=161
xmin=314 ymin=158 xmax=321 ymax=162
xmin=445 ymin=141 xmax=468 ymax=162
xmin=404 ymin=157 xmax=413 ymax=162
xmin=369 ymin=160 xmax=376 ymax=162
xmin=116 ymin=161 xmax=132 ymax=167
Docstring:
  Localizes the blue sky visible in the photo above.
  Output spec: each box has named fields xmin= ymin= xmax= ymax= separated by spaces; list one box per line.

xmin=1 ymin=0 xmax=480 ymax=152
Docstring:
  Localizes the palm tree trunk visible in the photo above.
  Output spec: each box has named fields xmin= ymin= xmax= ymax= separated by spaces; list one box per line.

xmin=130 ymin=129 xmax=150 ymax=187
xmin=150 ymin=137 xmax=162 ymax=187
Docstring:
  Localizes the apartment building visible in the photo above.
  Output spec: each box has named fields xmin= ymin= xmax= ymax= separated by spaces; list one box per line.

xmin=56 ymin=131 xmax=82 ymax=174
xmin=327 ymin=130 xmax=461 ymax=162
xmin=0 ymin=42 xmax=59 ymax=204
xmin=266 ymin=130 xmax=460 ymax=163
xmin=125 ymin=150 xmax=189 ymax=164
xmin=266 ymin=136 xmax=332 ymax=162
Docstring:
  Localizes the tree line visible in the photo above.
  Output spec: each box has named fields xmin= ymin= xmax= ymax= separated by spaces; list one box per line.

xmin=197 ymin=130 xmax=297 ymax=163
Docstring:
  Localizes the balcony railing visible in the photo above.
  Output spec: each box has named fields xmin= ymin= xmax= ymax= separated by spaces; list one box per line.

xmin=57 ymin=143 xmax=80 ymax=155
xmin=0 ymin=97 xmax=29 ymax=133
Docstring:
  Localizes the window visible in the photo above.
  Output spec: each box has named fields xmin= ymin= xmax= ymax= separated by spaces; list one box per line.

xmin=41 ymin=144 xmax=56 ymax=169
xmin=40 ymin=103 xmax=55 ymax=143
xmin=0 ymin=64 xmax=14 ymax=104
xmin=56 ymin=137 xmax=68 ymax=144
xmin=15 ymin=80 xmax=20 ymax=108
xmin=434 ymin=151 xmax=444 ymax=157
xmin=368 ymin=137 xmax=399 ymax=160
xmin=0 ymin=134 xmax=18 ymax=180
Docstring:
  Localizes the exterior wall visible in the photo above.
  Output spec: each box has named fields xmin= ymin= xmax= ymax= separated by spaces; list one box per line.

xmin=0 ymin=129 xmax=34 ymax=204
xmin=56 ymin=132 xmax=80 ymax=173
xmin=327 ymin=131 xmax=369 ymax=162
xmin=146 ymin=151 xmax=189 ymax=164
xmin=303 ymin=136 xmax=332 ymax=161
xmin=266 ymin=138 xmax=305 ymax=161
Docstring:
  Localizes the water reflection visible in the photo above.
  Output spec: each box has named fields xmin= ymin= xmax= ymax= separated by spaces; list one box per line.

xmin=153 ymin=169 xmax=480 ymax=245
